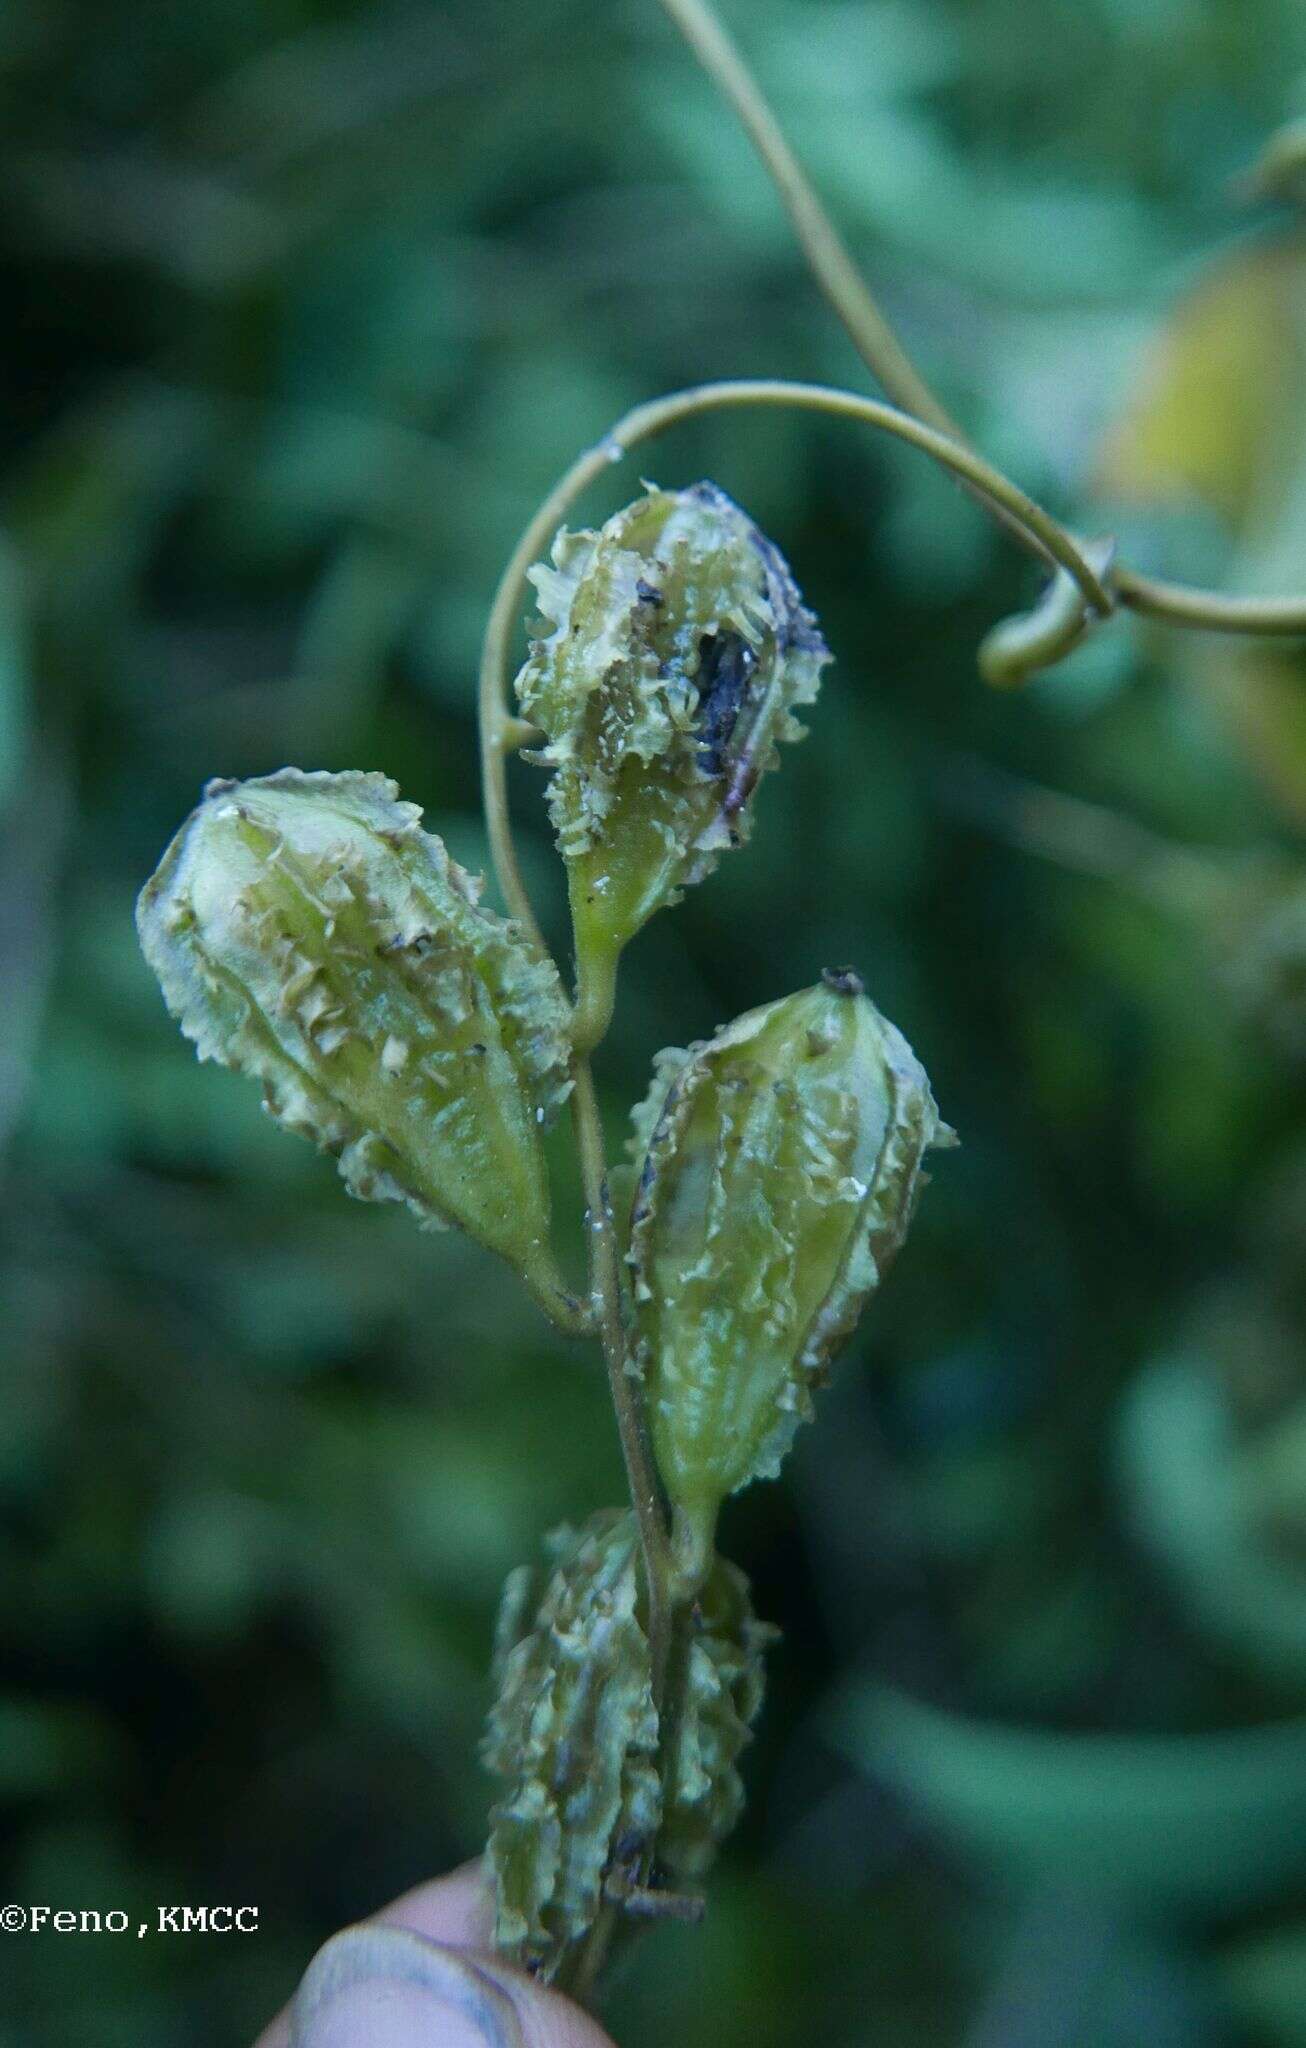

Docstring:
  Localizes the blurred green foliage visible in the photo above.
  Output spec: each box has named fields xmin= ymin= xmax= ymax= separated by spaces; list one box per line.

xmin=4 ymin=0 xmax=1306 ymax=2042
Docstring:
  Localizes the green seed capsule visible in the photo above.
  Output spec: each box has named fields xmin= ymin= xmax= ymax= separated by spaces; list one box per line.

xmin=136 ymin=769 xmax=574 ymax=1314
xmin=482 ymin=1509 xmax=772 ymax=1978
xmin=482 ymin=1511 xmax=661 ymax=1979
xmin=515 ymin=482 xmax=829 ymax=1049
xmin=628 ymin=972 xmax=953 ymax=1530
xmin=659 ymin=1553 xmax=777 ymax=1883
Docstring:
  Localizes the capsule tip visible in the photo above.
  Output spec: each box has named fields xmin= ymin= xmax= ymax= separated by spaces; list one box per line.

xmin=820 ymin=965 xmax=865 ymax=998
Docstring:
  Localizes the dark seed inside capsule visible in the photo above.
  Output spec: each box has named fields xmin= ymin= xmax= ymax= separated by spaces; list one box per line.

xmin=694 ymin=631 xmax=757 ymax=780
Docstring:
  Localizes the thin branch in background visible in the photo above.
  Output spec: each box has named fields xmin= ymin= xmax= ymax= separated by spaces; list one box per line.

xmin=656 ymin=0 xmax=1306 ymax=657
xmin=936 ymin=753 xmax=1238 ymax=920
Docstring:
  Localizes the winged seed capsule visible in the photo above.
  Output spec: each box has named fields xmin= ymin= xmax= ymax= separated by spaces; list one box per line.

xmin=628 ymin=972 xmax=953 ymax=1534
xmin=135 ymin=769 xmax=574 ymax=1315
xmin=482 ymin=1511 xmax=661 ymax=1980
xmin=657 ymin=1548 xmax=777 ymax=1882
xmin=514 ymin=482 xmax=830 ymax=1050
xmin=482 ymin=1509 xmax=772 ymax=1980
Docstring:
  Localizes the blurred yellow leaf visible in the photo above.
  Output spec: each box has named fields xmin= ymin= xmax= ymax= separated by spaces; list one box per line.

xmin=1095 ymin=237 xmax=1306 ymax=528
xmin=1094 ymin=233 xmax=1306 ymax=822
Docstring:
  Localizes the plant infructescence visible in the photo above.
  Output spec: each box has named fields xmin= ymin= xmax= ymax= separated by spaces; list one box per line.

xmin=135 ymin=0 xmax=1306 ymax=2007
xmin=137 ymin=479 xmax=952 ymax=1994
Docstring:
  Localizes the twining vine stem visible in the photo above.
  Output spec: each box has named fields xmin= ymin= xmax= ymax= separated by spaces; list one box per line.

xmin=1110 ymin=570 xmax=1306 ymax=634
xmin=652 ymin=0 xmax=1306 ymax=645
xmin=477 ymin=375 xmax=1116 ymax=944
xmin=653 ymin=0 xmax=962 ymax=441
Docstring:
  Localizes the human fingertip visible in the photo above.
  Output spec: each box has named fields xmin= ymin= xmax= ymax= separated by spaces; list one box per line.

xmin=291 ymin=1925 xmax=521 ymax=2047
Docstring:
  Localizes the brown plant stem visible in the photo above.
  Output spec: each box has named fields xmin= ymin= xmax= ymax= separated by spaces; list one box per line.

xmin=556 ymin=1057 xmax=681 ymax=2008
xmin=570 ymin=1057 xmax=673 ymax=1681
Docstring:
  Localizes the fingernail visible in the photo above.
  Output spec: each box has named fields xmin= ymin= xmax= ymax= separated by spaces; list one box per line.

xmin=291 ymin=1926 xmax=522 ymax=2048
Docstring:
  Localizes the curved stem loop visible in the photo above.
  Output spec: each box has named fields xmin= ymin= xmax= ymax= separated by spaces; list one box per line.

xmin=477 ymin=376 xmax=1112 ymax=931
xmin=979 ymin=538 xmax=1117 ymax=690
xmin=654 ymin=0 xmax=1306 ymax=659
xmin=654 ymin=0 xmax=959 ymax=438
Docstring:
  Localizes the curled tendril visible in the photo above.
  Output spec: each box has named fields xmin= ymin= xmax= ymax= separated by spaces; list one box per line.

xmin=979 ymin=537 xmax=1118 ymax=690
xmin=649 ymin=0 xmax=1306 ymax=679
